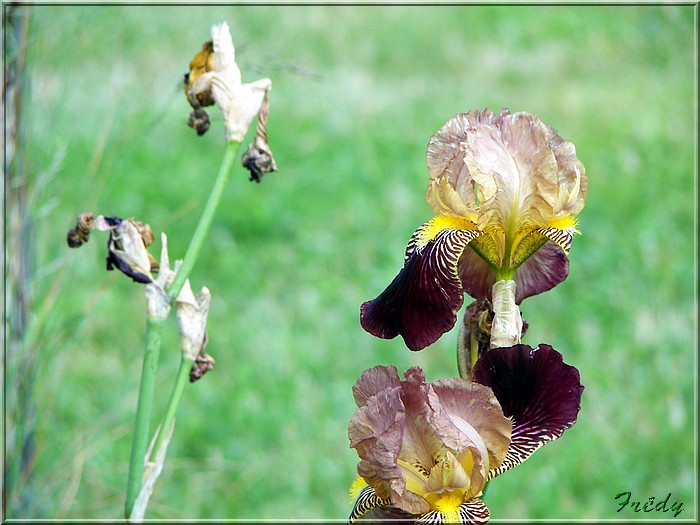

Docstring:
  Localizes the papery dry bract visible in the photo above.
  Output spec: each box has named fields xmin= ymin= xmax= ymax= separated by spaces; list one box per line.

xmin=175 ymin=279 xmax=211 ymax=362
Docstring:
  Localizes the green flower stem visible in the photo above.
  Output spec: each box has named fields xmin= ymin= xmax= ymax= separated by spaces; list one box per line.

xmin=149 ymin=357 xmax=191 ymax=461
xmin=124 ymin=139 xmax=241 ymax=519
xmin=125 ymin=316 xmax=166 ymax=518
xmin=456 ymin=328 xmax=479 ymax=380
xmin=167 ymin=139 xmax=241 ymax=302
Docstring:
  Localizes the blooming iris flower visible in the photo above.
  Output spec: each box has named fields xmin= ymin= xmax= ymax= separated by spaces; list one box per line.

xmin=361 ymin=109 xmax=587 ymax=351
xmin=348 ymin=344 xmax=583 ymax=523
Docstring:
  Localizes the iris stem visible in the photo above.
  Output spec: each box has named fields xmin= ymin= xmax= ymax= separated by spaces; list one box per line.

xmin=150 ymin=357 xmax=191 ymax=461
xmin=167 ymin=139 xmax=241 ymax=302
xmin=124 ymin=139 xmax=241 ymax=520
xmin=125 ymin=316 xmax=166 ymax=518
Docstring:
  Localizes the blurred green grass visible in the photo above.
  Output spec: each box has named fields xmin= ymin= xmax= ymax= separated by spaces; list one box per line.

xmin=8 ymin=4 xmax=696 ymax=521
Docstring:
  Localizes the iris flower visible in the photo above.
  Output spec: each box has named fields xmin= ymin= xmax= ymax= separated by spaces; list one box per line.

xmin=361 ymin=108 xmax=587 ymax=350
xmin=348 ymin=344 xmax=583 ymax=523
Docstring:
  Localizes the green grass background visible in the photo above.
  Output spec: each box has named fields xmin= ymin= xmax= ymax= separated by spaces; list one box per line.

xmin=7 ymin=4 xmax=696 ymax=521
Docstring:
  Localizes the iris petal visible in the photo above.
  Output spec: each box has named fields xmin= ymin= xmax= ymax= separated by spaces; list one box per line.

xmin=432 ymin=379 xmax=511 ymax=475
xmin=348 ymin=386 xmax=406 ymax=501
xmin=350 ymin=486 xmax=491 ymax=524
xmin=470 ymin=344 xmax=584 ymax=479
xmin=352 ymin=365 xmax=402 ymax=408
xmin=512 ymin=242 xmax=570 ymax=303
xmin=457 ymin=241 xmax=569 ymax=305
xmin=417 ymin=498 xmax=491 ymax=525
xmin=361 ymin=221 xmax=483 ymax=351
xmin=348 ymin=485 xmax=394 ymax=523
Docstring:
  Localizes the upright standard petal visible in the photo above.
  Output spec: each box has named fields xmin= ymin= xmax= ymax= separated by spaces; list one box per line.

xmin=470 ymin=344 xmax=584 ymax=479
xmin=425 ymin=108 xmax=587 ymax=282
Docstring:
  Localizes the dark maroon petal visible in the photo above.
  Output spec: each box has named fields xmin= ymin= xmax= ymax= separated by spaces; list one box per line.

xmin=361 ymin=228 xmax=478 ymax=351
xmin=458 ymin=246 xmax=495 ymax=301
xmin=470 ymin=344 xmax=584 ymax=478
xmin=512 ymin=242 xmax=569 ymax=304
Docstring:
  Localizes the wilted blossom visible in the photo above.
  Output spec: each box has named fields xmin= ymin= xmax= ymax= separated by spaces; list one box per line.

xmin=361 ymin=108 xmax=587 ymax=350
xmin=348 ymin=344 xmax=583 ymax=523
xmin=184 ymin=22 xmax=277 ymax=182
xmin=67 ymin=213 xmax=158 ymax=284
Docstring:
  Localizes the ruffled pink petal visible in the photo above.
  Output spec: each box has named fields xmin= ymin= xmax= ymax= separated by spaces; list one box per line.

xmin=352 ymin=365 xmax=402 ymax=408
xmin=348 ymin=385 xmax=406 ymax=500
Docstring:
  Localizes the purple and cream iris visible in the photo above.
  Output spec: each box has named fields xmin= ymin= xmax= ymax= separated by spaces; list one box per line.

xmin=348 ymin=344 xmax=583 ymax=524
xmin=361 ymin=108 xmax=588 ymax=351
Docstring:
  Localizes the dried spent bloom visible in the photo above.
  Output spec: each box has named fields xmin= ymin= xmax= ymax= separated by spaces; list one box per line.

xmin=184 ymin=22 xmax=277 ymax=181
xmin=361 ymin=108 xmax=587 ymax=350
xmin=66 ymin=212 xmax=95 ymax=247
xmin=348 ymin=344 xmax=583 ymax=523
xmin=67 ymin=213 xmax=157 ymax=284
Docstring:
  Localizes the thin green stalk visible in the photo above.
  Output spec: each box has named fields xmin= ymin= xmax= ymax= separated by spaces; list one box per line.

xmin=150 ymin=357 xmax=191 ymax=460
xmin=167 ymin=139 xmax=241 ymax=302
xmin=125 ymin=316 xmax=165 ymax=517
xmin=124 ymin=138 xmax=241 ymax=519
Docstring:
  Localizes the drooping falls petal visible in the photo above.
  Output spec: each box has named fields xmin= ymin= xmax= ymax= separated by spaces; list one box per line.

xmin=470 ymin=344 xmax=584 ymax=480
xmin=458 ymin=240 xmax=569 ymax=305
xmin=419 ymin=497 xmax=491 ymax=525
xmin=349 ymin=485 xmax=491 ymax=524
xmin=511 ymin=241 xmax=570 ymax=303
xmin=360 ymin=217 xmax=484 ymax=351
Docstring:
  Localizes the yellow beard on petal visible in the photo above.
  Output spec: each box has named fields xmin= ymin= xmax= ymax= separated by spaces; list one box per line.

xmin=432 ymin=491 xmax=464 ymax=523
xmin=348 ymin=476 xmax=369 ymax=501
xmin=548 ymin=214 xmax=579 ymax=234
xmin=416 ymin=215 xmax=479 ymax=247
